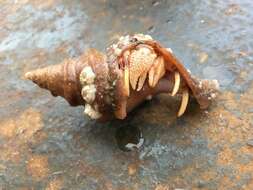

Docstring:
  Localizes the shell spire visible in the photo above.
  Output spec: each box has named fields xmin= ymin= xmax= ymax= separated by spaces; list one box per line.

xmin=25 ymin=49 xmax=108 ymax=108
xmin=26 ymin=60 xmax=87 ymax=107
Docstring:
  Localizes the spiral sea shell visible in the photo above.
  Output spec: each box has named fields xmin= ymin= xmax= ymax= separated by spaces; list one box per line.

xmin=25 ymin=34 xmax=219 ymax=121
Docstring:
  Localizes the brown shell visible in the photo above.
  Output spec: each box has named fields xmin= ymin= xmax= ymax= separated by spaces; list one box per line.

xmin=25 ymin=58 xmax=85 ymax=106
xmin=26 ymin=49 xmax=114 ymax=116
xmin=26 ymin=35 xmax=219 ymax=121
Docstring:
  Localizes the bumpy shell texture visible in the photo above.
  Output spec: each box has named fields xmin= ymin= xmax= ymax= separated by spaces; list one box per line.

xmin=25 ymin=34 xmax=219 ymax=121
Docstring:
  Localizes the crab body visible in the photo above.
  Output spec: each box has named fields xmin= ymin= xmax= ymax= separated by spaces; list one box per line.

xmin=106 ymin=34 xmax=199 ymax=118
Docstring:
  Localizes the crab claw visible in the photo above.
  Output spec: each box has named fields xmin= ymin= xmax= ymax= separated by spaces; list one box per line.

xmin=152 ymin=56 xmax=165 ymax=87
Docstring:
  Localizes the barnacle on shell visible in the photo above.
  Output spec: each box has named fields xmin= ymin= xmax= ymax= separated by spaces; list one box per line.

xmin=25 ymin=34 xmax=219 ymax=121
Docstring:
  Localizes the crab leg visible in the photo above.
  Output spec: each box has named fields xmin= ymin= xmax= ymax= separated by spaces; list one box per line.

xmin=177 ymin=88 xmax=189 ymax=117
xmin=124 ymin=66 xmax=130 ymax=96
xmin=123 ymin=51 xmax=130 ymax=96
xmin=148 ymin=66 xmax=155 ymax=87
xmin=152 ymin=56 xmax=165 ymax=87
xmin=137 ymin=72 xmax=147 ymax=91
xmin=171 ymin=71 xmax=180 ymax=96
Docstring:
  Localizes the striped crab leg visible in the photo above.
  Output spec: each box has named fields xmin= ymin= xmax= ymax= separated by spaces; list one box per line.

xmin=150 ymin=56 xmax=165 ymax=88
xmin=123 ymin=51 xmax=130 ymax=97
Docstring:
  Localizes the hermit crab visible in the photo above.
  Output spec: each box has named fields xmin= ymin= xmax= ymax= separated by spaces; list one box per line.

xmin=25 ymin=34 xmax=219 ymax=121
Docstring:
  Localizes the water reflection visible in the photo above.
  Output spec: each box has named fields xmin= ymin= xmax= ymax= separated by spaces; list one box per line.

xmin=115 ymin=124 xmax=144 ymax=152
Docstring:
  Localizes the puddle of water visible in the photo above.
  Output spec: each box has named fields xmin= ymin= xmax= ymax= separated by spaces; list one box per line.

xmin=115 ymin=124 xmax=144 ymax=152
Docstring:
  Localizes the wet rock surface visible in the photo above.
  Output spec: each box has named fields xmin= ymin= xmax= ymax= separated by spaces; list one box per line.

xmin=0 ymin=0 xmax=253 ymax=189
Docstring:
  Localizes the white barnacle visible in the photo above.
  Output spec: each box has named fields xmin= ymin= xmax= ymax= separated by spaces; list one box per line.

xmin=112 ymin=80 xmax=117 ymax=86
xmin=119 ymin=36 xmax=124 ymax=41
xmin=121 ymin=36 xmax=130 ymax=45
xmin=166 ymin=48 xmax=173 ymax=53
xmin=146 ymin=95 xmax=153 ymax=100
xmin=199 ymin=81 xmax=203 ymax=88
xmin=114 ymin=48 xmax=122 ymax=56
xmin=211 ymin=92 xmax=217 ymax=99
xmin=79 ymin=66 xmax=96 ymax=86
xmin=112 ymin=44 xmax=118 ymax=50
xmin=84 ymin=104 xmax=101 ymax=119
xmin=213 ymin=79 xmax=220 ymax=90
xmin=81 ymin=84 xmax=97 ymax=103
xmin=144 ymin=34 xmax=153 ymax=40
xmin=134 ymin=33 xmax=153 ymax=41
